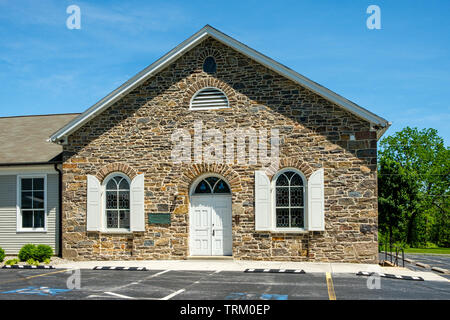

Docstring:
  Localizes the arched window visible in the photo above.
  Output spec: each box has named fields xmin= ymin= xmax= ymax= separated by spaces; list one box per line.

xmin=274 ymin=170 xmax=305 ymax=229
xmin=104 ymin=174 xmax=130 ymax=230
xmin=203 ymin=56 xmax=217 ymax=74
xmin=190 ymin=87 xmax=229 ymax=110
xmin=193 ymin=176 xmax=231 ymax=194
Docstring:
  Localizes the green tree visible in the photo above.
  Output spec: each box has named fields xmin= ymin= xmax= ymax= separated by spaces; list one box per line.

xmin=378 ymin=158 xmax=420 ymax=245
xmin=378 ymin=127 xmax=449 ymax=246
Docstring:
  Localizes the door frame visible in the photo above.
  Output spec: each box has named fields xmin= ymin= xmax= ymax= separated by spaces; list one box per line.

xmin=188 ymin=174 xmax=233 ymax=257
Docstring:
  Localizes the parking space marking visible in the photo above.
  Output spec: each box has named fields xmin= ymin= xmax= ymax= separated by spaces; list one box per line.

xmin=326 ymin=272 xmax=336 ymax=300
xmin=150 ymin=270 xmax=171 ymax=278
xmin=104 ymin=291 xmax=136 ymax=299
xmin=161 ymin=288 xmax=185 ymax=300
xmin=0 ymin=269 xmax=69 ymax=286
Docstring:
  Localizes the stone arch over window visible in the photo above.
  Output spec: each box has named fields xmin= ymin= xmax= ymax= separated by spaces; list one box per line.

xmin=196 ymin=48 xmax=223 ymax=72
xmin=265 ymin=158 xmax=317 ymax=180
xmin=95 ymin=162 xmax=138 ymax=183
xmin=184 ymin=78 xmax=236 ymax=107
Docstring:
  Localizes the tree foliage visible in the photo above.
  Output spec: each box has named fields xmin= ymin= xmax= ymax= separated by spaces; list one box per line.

xmin=378 ymin=127 xmax=449 ymax=247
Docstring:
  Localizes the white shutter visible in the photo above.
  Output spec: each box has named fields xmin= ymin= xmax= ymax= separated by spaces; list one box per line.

xmin=86 ymin=175 xmax=101 ymax=231
xmin=130 ymin=174 xmax=145 ymax=232
xmin=308 ymin=168 xmax=325 ymax=231
xmin=254 ymin=171 xmax=272 ymax=231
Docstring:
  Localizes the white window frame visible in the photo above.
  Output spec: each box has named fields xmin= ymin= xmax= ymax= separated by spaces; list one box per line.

xmin=271 ymin=168 xmax=307 ymax=233
xmin=102 ymin=172 xmax=131 ymax=233
xmin=16 ymin=174 xmax=48 ymax=233
xmin=189 ymin=87 xmax=230 ymax=111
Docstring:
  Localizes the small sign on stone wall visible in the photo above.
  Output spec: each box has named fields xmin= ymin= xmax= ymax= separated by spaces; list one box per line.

xmin=148 ymin=213 xmax=171 ymax=225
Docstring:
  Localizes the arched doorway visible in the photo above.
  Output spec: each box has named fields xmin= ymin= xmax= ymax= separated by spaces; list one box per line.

xmin=189 ymin=175 xmax=232 ymax=256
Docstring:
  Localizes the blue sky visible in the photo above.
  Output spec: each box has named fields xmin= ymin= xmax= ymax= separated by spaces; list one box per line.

xmin=0 ymin=0 xmax=449 ymax=143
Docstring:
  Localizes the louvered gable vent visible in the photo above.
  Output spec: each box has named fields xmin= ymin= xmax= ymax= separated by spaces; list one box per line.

xmin=190 ymin=87 xmax=229 ymax=110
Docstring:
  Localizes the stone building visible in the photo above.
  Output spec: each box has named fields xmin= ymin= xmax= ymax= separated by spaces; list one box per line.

xmin=49 ymin=25 xmax=390 ymax=263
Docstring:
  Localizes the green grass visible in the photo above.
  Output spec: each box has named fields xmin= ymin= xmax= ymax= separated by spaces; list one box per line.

xmin=403 ymin=247 xmax=450 ymax=255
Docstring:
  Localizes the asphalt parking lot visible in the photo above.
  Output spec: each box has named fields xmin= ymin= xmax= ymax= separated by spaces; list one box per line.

xmin=380 ymin=252 xmax=450 ymax=279
xmin=0 ymin=268 xmax=448 ymax=300
xmin=405 ymin=254 xmax=450 ymax=270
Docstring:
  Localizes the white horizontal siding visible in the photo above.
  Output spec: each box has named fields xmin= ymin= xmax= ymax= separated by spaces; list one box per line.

xmin=0 ymin=174 xmax=59 ymax=255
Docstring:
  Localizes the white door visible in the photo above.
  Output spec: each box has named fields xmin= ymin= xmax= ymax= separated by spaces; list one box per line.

xmin=190 ymin=195 xmax=232 ymax=256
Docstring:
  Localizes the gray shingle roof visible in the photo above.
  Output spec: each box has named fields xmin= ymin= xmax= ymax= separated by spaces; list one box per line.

xmin=0 ymin=113 xmax=80 ymax=165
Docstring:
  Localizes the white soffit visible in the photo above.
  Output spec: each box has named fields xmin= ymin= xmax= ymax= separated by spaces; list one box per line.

xmin=49 ymin=25 xmax=390 ymax=143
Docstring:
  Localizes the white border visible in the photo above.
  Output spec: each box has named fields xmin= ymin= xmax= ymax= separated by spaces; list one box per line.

xmin=189 ymin=173 xmax=233 ymax=256
xmin=101 ymin=172 xmax=132 ymax=233
xmin=16 ymin=174 xmax=48 ymax=233
xmin=271 ymin=167 xmax=307 ymax=233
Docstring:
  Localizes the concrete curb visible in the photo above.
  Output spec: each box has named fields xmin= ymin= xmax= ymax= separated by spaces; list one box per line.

xmin=93 ymin=266 xmax=147 ymax=271
xmin=2 ymin=265 xmax=55 ymax=269
xmin=415 ymin=262 xmax=431 ymax=269
xmin=357 ymin=271 xmax=424 ymax=281
xmin=431 ymin=267 xmax=449 ymax=274
xmin=244 ymin=268 xmax=305 ymax=274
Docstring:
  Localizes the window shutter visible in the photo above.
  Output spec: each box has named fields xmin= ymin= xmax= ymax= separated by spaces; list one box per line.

xmin=254 ymin=171 xmax=272 ymax=231
xmin=130 ymin=174 xmax=145 ymax=232
xmin=86 ymin=175 xmax=101 ymax=231
xmin=308 ymin=168 xmax=325 ymax=231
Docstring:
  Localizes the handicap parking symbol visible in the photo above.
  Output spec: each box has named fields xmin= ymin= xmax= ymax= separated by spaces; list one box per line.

xmin=1 ymin=286 xmax=72 ymax=296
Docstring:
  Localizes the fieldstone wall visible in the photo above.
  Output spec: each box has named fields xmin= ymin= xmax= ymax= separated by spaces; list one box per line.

xmin=61 ymin=37 xmax=378 ymax=263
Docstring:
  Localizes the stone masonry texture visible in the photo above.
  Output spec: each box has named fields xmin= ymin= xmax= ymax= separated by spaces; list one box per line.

xmin=61 ymin=37 xmax=378 ymax=262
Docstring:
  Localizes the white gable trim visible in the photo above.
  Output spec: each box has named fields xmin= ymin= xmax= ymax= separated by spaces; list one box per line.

xmin=49 ymin=25 xmax=390 ymax=143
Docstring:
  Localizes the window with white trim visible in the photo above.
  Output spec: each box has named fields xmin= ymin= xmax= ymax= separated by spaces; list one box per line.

xmin=274 ymin=170 xmax=305 ymax=229
xmin=104 ymin=174 xmax=130 ymax=230
xmin=190 ymin=87 xmax=229 ymax=110
xmin=18 ymin=176 xmax=46 ymax=231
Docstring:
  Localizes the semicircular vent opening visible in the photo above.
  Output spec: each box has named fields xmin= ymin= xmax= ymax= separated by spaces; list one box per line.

xmin=190 ymin=87 xmax=229 ymax=110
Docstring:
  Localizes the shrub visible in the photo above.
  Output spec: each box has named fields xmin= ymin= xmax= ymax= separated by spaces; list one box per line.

xmin=18 ymin=244 xmax=53 ymax=262
xmin=18 ymin=244 xmax=36 ymax=262
xmin=5 ymin=259 xmax=19 ymax=266
xmin=34 ymin=245 xmax=53 ymax=262
xmin=43 ymin=258 xmax=51 ymax=264
xmin=26 ymin=258 xmax=39 ymax=266
xmin=0 ymin=247 xmax=5 ymax=263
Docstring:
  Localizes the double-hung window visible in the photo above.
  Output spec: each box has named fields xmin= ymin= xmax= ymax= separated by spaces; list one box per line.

xmin=18 ymin=176 xmax=46 ymax=232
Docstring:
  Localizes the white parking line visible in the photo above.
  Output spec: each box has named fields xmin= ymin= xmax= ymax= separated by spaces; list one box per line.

xmin=150 ymin=270 xmax=171 ymax=278
xmin=104 ymin=291 xmax=136 ymax=299
xmin=161 ymin=289 xmax=185 ymax=300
